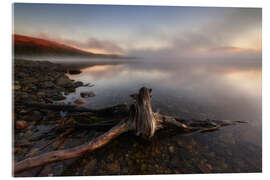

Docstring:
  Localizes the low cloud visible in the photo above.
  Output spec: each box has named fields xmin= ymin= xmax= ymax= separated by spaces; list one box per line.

xmin=65 ymin=38 xmax=124 ymax=54
xmin=34 ymin=33 xmax=124 ymax=54
xmin=127 ymin=8 xmax=262 ymax=62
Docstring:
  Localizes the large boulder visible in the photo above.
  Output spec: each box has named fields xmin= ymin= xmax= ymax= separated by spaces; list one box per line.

xmin=55 ymin=75 xmax=74 ymax=88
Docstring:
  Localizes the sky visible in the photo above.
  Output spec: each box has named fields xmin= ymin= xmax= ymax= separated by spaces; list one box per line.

xmin=13 ymin=3 xmax=262 ymax=61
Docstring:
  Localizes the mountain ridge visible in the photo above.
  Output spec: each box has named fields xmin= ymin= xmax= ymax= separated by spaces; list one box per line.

xmin=13 ymin=34 xmax=128 ymax=59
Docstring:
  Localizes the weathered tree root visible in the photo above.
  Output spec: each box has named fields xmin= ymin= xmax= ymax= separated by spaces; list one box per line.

xmin=15 ymin=102 xmax=129 ymax=117
xmin=14 ymin=87 xmax=246 ymax=174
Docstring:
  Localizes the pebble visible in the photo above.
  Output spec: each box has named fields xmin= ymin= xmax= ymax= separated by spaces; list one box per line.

xmin=83 ymin=159 xmax=97 ymax=175
xmin=169 ymin=146 xmax=175 ymax=153
xmin=80 ymin=91 xmax=96 ymax=98
xmin=16 ymin=120 xmax=28 ymax=130
xmin=74 ymin=98 xmax=85 ymax=104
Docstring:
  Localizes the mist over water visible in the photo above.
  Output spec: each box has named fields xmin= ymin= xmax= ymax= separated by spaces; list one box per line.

xmin=63 ymin=59 xmax=261 ymax=147
xmin=23 ymin=56 xmax=262 ymax=173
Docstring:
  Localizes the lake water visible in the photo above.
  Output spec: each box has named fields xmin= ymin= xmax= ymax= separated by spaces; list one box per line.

xmin=62 ymin=60 xmax=261 ymax=174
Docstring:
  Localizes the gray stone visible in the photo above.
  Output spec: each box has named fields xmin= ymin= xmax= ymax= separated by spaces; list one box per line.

xmin=80 ymin=91 xmax=96 ymax=98
xmin=74 ymin=81 xmax=84 ymax=88
xmin=30 ymin=111 xmax=42 ymax=121
xmin=51 ymin=95 xmax=66 ymax=101
xmin=55 ymin=75 xmax=74 ymax=88
xmin=41 ymin=81 xmax=55 ymax=89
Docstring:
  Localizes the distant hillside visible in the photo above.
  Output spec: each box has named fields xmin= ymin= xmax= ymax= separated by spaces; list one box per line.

xmin=13 ymin=34 xmax=124 ymax=59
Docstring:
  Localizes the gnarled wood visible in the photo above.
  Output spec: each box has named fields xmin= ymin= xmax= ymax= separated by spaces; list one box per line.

xmin=14 ymin=87 xmax=246 ymax=175
xmin=14 ymin=120 xmax=129 ymax=174
xmin=129 ymin=87 xmax=156 ymax=138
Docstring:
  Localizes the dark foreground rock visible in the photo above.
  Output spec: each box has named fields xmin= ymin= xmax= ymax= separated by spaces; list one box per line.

xmin=13 ymin=59 xmax=95 ymax=176
xmin=68 ymin=69 xmax=81 ymax=75
xmin=80 ymin=91 xmax=96 ymax=98
xmin=74 ymin=98 xmax=85 ymax=104
xmin=14 ymin=59 xmax=85 ymax=104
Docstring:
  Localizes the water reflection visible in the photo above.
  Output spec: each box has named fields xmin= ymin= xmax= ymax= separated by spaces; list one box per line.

xmin=64 ymin=61 xmax=261 ymax=173
xmin=66 ymin=62 xmax=261 ymax=124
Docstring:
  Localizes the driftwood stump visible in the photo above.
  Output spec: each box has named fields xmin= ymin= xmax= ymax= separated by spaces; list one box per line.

xmin=14 ymin=87 xmax=246 ymax=174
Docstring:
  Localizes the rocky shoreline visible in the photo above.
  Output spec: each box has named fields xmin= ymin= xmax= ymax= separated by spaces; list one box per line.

xmin=13 ymin=60 xmax=261 ymax=177
xmin=13 ymin=59 xmax=87 ymax=148
xmin=14 ymin=59 xmax=85 ymax=104
xmin=13 ymin=59 xmax=103 ymax=176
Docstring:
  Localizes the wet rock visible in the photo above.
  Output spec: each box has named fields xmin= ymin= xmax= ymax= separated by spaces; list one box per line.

xmin=24 ymin=129 xmax=33 ymax=137
xmin=13 ymin=147 xmax=22 ymax=154
xmin=15 ymin=91 xmax=30 ymax=102
xmin=83 ymin=159 xmax=97 ymax=175
xmin=51 ymin=163 xmax=64 ymax=176
xmin=15 ymin=139 xmax=30 ymax=147
xmin=134 ymin=151 xmax=144 ymax=159
xmin=74 ymin=98 xmax=85 ymax=104
xmin=74 ymin=81 xmax=84 ymax=88
xmin=40 ymin=165 xmax=53 ymax=176
xmin=55 ymin=75 xmax=74 ymax=88
xmin=153 ymin=147 xmax=161 ymax=155
xmin=122 ymin=167 xmax=129 ymax=174
xmin=186 ymin=139 xmax=197 ymax=150
xmin=42 ymin=89 xmax=58 ymax=98
xmin=16 ymin=120 xmax=28 ymax=130
xmin=107 ymin=153 xmax=114 ymax=162
xmin=19 ymin=109 xmax=30 ymax=115
xmin=140 ymin=164 xmax=147 ymax=172
xmin=14 ymin=84 xmax=21 ymax=90
xmin=46 ymin=111 xmax=60 ymax=121
xmin=171 ymin=158 xmax=180 ymax=168
xmin=16 ymin=72 xmax=27 ymax=79
xmin=80 ymin=91 xmax=96 ymax=98
xmin=30 ymin=111 xmax=42 ymax=121
xmin=206 ymin=163 xmax=213 ymax=170
xmin=106 ymin=161 xmax=120 ymax=173
xmin=37 ymin=91 xmax=46 ymax=97
xmin=198 ymin=162 xmax=211 ymax=173
xmin=23 ymin=77 xmax=38 ymax=85
xmin=51 ymin=94 xmax=66 ymax=101
xmin=169 ymin=146 xmax=175 ymax=153
xmin=68 ymin=69 xmax=81 ymax=75
xmin=177 ymin=140 xmax=184 ymax=147
xmin=40 ymin=81 xmax=55 ymax=89
xmin=209 ymin=152 xmax=215 ymax=158
xmin=83 ymin=83 xmax=94 ymax=87
xmin=220 ymin=162 xmax=228 ymax=169
xmin=65 ymin=87 xmax=76 ymax=93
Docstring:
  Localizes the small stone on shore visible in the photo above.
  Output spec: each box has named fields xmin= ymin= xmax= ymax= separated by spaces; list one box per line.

xmin=16 ymin=120 xmax=28 ymax=130
xmin=55 ymin=75 xmax=74 ymax=88
xmin=74 ymin=98 xmax=85 ymax=104
xmin=68 ymin=69 xmax=81 ymax=75
xmin=74 ymin=81 xmax=84 ymax=88
xmin=80 ymin=91 xmax=96 ymax=98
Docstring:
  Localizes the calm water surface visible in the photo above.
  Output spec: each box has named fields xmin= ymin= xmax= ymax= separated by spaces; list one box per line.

xmin=63 ymin=61 xmax=261 ymax=174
